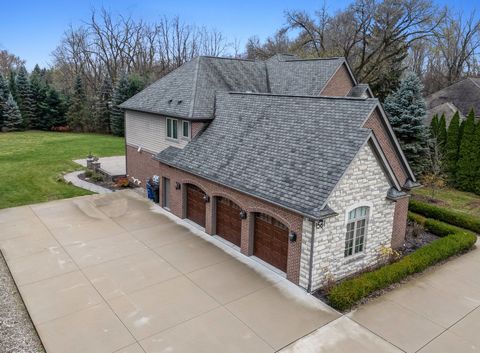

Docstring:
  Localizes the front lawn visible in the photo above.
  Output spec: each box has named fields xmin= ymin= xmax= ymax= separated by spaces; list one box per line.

xmin=0 ymin=131 xmax=124 ymax=209
xmin=413 ymin=187 xmax=480 ymax=218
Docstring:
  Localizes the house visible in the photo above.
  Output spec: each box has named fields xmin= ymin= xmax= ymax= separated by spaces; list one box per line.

xmin=119 ymin=54 xmax=416 ymax=292
xmin=425 ymin=77 xmax=480 ymax=125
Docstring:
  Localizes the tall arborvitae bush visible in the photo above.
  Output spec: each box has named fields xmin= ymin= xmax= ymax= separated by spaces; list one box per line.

xmin=456 ymin=110 xmax=477 ymax=191
xmin=445 ymin=111 xmax=460 ymax=184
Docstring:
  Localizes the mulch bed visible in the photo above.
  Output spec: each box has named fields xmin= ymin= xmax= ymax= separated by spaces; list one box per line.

xmin=78 ymin=172 xmax=131 ymax=191
xmin=0 ymin=252 xmax=45 ymax=353
xmin=411 ymin=193 xmax=448 ymax=207
xmin=313 ymin=223 xmax=440 ymax=308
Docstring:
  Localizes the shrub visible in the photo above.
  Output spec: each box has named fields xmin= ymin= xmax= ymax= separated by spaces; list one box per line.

xmin=409 ymin=199 xmax=480 ymax=233
xmin=90 ymin=172 xmax=104 ymax=182
xmin=327 ymin=224 xmax=476 ymax=311
xmin=84 ymin=169 xmax=93 ymax=178
xmin=407 ymin=211 xmax=426 ymax=225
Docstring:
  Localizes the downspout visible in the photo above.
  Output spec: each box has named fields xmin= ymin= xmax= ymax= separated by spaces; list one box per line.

xmin=307 ymin=219 xmax=316 ymax=293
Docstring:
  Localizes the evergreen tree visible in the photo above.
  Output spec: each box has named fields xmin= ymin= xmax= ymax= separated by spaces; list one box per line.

xmin=67 ymin=75 xmax=88 ymax=131
xmin=44 ymin=86 xmax=67 ymax=129
xmin=8 ymin=70 xmax=17 ymax=101
xmin=2 ymin=94 xmax=23 ymax=132
xmin=473 ymin=122 xmax=480 ymax=195
xmin=430 ymin=114 xmax=439 ymax=138
xmin=456 ymin=110 xmax=477 ymax=191
xmin=384 ymin=72 xmax=429 ymax=175
xmin=94 ymin=76 xmax=113 ymax=133
xmin=438 ymin=114 xmax=447 ymax=150
xmin=110 ymin=74 xmax=130 ymax=137
xmin=15 ymin=66 xmax=34 ymax=128
xmin=445 ymin=111 xmax=461 ymax=184
xmin=0 ymin=73 xmax=10 ymax=130
xmin=30 ymin=65 xmax=49 ymax=130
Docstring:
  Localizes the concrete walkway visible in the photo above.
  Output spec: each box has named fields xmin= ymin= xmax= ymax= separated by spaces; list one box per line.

xmin=64 ymin=171 xmax=112 ymax=194
xmin=1 ymin=190 xmax=479 ymax=352
xmin=281 ymin=239 xmax=480 ymax=353
xmin=0 ymin=191 xmax=339 ymax=353
xmin=74 ymin=156 xmax=126 ymax=176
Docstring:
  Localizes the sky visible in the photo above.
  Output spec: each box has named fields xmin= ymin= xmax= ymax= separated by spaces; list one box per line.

xmin=0 ymin=0 xmax=478 ymax=70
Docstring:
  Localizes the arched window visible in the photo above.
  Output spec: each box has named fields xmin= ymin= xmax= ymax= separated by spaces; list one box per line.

xmin=344 ymin=206 xmax=369 ymax=257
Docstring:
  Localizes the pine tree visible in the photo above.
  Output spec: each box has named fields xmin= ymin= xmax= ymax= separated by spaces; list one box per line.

xmin=0 ymin=73 xmax=10 ymax=130
xmin=67 ymin=75 xmax=88 ymax=131
xmin=456 ymin=109 xmax=477 ymax=191
xmin=430 ymin=114 xmax=439 ymax=138
xmin=384 ymin=72 xmax=429 ymax=175
xmin=110 ymin=74 xmax=130 ymax=137
xmin=30 ymin=65 xmax=49 ymax=129
xmin=44 ymin=86 xmax=67 ymax=129
xmin=9 ymin=70 xmax=17 ymax=101
xmin=94 ymin=76 xmax=113 ymax=133
xmin=15 ymin=66 xmax=34 ymax=128
xmin=445 ymin=111 xmax=461 ymax=184
xmin=438 ymin=113 xmax=447 ymax=150
xmin=2 ymin=94 xmax=23 ymax=132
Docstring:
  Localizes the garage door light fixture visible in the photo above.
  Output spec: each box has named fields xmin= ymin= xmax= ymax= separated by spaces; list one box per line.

xmin=239 ymin=210 xmax=247 ymax=219
xmin=203 ymin=195 xmax=210 ymax=203
xmin=175 ymin=182 xmax=181 ymax=190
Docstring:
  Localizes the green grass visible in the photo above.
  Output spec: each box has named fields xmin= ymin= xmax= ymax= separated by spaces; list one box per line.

xmin=413 ymin=187 xmax=480 ymax=218
xmin=0 ymin=131 xmax=124 ymax=209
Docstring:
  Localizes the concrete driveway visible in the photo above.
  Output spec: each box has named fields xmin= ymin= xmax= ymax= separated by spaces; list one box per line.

xmin=0 ymin=190 xmax=341 ymax=353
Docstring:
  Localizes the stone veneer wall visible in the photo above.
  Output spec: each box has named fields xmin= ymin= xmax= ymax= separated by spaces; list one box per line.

xmin=299 ymin=142 xmax=396 ymax=291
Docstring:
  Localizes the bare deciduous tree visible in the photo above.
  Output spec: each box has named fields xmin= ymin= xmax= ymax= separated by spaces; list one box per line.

xmin=0 ymin=50 xmax=26 ymax=76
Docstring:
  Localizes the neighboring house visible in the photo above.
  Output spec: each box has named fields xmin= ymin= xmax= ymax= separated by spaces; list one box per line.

xmin=425 ymin=77 xmax=480 ymax=125
xmin=119 ymin=54 xmax=417 ymax=292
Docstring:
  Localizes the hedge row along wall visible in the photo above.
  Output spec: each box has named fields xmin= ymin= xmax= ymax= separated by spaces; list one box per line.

xmin=327 ymin=213 xmax=477 ymax=311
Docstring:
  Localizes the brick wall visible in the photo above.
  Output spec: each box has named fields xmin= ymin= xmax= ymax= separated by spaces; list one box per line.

xmin=126 ymin=144 xmax=161 ymax=187
xmin=391 ymin=196 xmax=409 ymax=249
xmin=363 ymin=108 xmax=409 ymax=186
xmin=157 ymin=162 xmax=304 ymax=284
xmin=320 ymin=63 xmax=355 ymax=96
xmin=191 ymin=122 xmax=207 ymax=138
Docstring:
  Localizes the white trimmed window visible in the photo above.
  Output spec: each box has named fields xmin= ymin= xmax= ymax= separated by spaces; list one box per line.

xmin=344 ymin=206 xmax=369 ymax=257
xmin=166 ymin=118 xmax=178 ymax=139
xmin=182 ymin=120 xmax=190 ymax=139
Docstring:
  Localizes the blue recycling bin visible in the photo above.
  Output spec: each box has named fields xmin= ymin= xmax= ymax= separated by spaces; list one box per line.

xmin=146 ymin=180 xmax=154 ymax=200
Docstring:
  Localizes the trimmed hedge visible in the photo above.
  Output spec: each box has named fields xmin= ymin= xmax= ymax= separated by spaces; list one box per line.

xmin=327 ymin=218 xmax=477 ymax=311
xmin=408 ymin=211 xmax=475 ymax=237
xmin=409 ymin=199 xmax=480 ymax=234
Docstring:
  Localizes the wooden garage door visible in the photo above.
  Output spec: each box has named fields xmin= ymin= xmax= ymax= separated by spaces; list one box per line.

xmin=253 ymin=213 xmax=288 ymax=272
xmin=186 ymin=184 xmax=206 ymax=227
xmin=216 ymin=197 xmax=242 ymax=247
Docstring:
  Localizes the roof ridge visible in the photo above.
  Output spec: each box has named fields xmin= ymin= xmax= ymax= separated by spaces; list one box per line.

xmin=188 ymin=57 xmax=201 ymax=118
xmin=469 ymin=77 xmax=480 ymax=90
xmin=198 ymin=55 xmax=256 ymax=62
xmin=226 ymin=91 xmax=375 ymax=101
xmin=283 ymin=57 xmax=344 ymax=62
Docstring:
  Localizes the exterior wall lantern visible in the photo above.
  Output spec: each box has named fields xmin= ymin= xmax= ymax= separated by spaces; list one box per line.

xmin=289 ymin=231 xmax=297 ymax=243
xmin=239 ymin=210 xmax=247 ymax=219
xmin=315 ymin=219 xmax=325 ymax=229
xmin=203 ymin=195 xmax=210 ymax=203
xmin=175 ymin=182 xmax=181 ymax=190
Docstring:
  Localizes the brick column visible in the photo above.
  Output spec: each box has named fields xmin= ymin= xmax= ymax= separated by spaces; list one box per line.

xmin=241 ymin=213 xmax=252 ymax=255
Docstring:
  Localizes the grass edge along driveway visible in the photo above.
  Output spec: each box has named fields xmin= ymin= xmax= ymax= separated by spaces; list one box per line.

xmin=0 ymin=131 xmax=124 ymax=209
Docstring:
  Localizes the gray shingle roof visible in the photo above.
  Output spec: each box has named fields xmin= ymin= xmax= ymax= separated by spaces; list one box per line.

xmin=119 ymin=55 xmax=345 ymax=119
xmin=266 ymin=56 xmax=345 ymax=95
xmin=426 ymin=78 xmax=480 ymax=118
xmin=156 ymin=93 xmax=378 ymax=219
